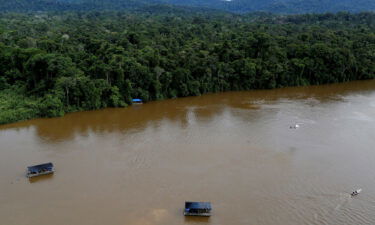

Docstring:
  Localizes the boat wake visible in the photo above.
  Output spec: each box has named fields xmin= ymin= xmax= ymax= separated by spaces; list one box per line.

xmin=313 ymin=192 xmax=354 ymax=224
xmin=334 ymin=193 xmax=353 ymax=211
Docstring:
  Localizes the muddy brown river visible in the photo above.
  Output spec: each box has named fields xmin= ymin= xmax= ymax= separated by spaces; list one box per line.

xmin=1 ymin=80 xmax=375 ymax=225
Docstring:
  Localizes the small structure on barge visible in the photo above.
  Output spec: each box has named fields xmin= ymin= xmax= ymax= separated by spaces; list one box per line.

xmin=184 ymin=202 xmax=212 ymax=216
xmin=27 ymin=162 xmax=54 ymax=178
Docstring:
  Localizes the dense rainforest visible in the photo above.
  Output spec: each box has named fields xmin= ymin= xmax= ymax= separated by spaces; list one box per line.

xmin=158 ymin=0 xmax=375 ymax=14
xmin=0 ymin=10 xmax=374 ymax=124
xmin=1 ymin=0 xmax=375 ymax=14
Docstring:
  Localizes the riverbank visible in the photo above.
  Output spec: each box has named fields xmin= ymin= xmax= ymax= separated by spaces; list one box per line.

xmin=2 ymin=78 xmax=375 ymax=125
xmin=0 ymin=91 xmax=40 ymax=125
xmin=0 ymin=89 xmax=69 ymax=125
xmin=0 ymin=12 xmax=374 ymax=125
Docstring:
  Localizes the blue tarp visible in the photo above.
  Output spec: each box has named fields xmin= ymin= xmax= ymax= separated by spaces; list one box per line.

xmin=27 ymin=162 xmax=54 ymax=173
xmin=185 ymin=202 xmax=212 ymax=210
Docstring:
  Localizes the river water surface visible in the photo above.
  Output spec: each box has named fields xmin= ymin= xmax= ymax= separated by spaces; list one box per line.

xmin=2 ymin=80 xmax=375 ymax=225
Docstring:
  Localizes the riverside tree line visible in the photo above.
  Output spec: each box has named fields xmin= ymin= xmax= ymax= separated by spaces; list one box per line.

xmin=0 ymin=10 xmax=374 ymax=124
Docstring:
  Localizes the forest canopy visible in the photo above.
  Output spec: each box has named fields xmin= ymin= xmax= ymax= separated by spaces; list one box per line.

xmin=0 ymin=10 xmax=374 ymax=124
xmin=0 ymin=0 xmax=374 ymax=14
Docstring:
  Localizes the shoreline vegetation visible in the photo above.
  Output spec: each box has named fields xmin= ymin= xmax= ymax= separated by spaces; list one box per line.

xmin=0 ymin=11 xmax=374 ymax=125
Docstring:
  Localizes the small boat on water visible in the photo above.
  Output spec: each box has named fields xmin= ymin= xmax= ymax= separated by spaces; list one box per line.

xmin=351 ymin=188 xmax=362 ymax=196
xmin=290 ymin=124 xmax=300 ymax=129
xmin=27 ymin=162 xmax=54 ymax=178
xmin=184 ymin=202 xmax=212 ymax=217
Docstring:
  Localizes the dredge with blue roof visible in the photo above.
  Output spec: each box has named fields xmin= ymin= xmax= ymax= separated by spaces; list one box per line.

xmin=132 ymin=98 xmax=143 ymax=104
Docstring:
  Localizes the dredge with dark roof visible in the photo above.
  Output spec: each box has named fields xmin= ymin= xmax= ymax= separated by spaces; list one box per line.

xmin=184 ymin=202 xmax=212 ymax=216
xmin=27 ymin=162 xmax=54 ymax=178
